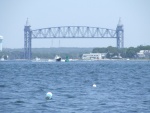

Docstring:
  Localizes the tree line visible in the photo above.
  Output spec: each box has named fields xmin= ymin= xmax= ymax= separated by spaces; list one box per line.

xmin=0 ymin=45 xmax=150 ymax=60
xmin=92 ymin=45 xmax=150 ymax=58
xmin=0 ymin=48 xmax=92 ymax=60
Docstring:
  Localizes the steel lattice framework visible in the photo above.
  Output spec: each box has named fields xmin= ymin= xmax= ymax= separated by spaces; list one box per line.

xmin=24 ymin=20 xmax=124 ymax=59
xmin=31 ymin=26 xmax=116 ymax=38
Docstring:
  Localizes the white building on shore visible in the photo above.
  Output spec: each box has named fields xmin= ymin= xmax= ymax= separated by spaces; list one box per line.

xmin=137 ymin=50 xmax=150 ymax=58
xmin=82 ymin=53 xmax=106 ymax=60
xmin=0 ymin=36 xmax=3 ymax=51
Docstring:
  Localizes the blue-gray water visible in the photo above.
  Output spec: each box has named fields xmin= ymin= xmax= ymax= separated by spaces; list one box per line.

xmin=0 ymin=61 xmax=150 ymax=113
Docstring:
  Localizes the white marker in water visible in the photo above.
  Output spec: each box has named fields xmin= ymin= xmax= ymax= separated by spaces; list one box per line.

xmin=93 ymin=84 xmax=96 ymax=87
xmin=46 ymin=92 xmax=53 ymax=99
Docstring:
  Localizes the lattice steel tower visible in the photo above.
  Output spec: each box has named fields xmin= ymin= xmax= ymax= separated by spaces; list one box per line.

xmin=24 ymin=18 xmax=32 ymax=59
xmin=116 ymin=18 xmax=124 ymax=48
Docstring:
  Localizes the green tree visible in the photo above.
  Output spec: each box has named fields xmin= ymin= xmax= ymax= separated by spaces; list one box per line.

xmin=126 ymin=47 xmax=137 ymax=58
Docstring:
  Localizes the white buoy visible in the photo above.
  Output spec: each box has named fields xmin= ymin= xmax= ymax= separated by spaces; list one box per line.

xmin=93 ymin=84 xmax=96 ymax=87
xmin=46 ymin=92 xmax=52 ymax=99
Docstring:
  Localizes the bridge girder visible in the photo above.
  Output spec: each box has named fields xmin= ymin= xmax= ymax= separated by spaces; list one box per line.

xmin=32 ymin=26 xmax=116 ymax=39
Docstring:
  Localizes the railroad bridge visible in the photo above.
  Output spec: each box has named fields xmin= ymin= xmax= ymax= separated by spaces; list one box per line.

xmin=24 ymin=19 xmax=124 ymax=59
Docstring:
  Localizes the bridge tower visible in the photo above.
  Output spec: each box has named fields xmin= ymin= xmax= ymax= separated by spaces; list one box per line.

xmin=24 ymin=18 xmax=32 ymax=59
xmin=116 ymin=18 xmax=124 ymax=48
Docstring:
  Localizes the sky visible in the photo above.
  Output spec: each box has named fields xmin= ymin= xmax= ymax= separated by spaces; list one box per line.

xmin=0 ymin=0 xmax=150 ymax=48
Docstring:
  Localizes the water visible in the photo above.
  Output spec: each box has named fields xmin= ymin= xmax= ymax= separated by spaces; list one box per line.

xmin=0 ymin=60 xmax=150 ymax=113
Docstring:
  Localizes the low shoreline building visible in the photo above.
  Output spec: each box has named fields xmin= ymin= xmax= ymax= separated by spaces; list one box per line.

xmin=137 ymin=50 xmax=150 ymax=59
xmin=82 ymin=53 xmax=106 ymax=60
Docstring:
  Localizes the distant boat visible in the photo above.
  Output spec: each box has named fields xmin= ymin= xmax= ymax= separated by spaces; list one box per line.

xmin=32 ymin=57 xmax=41 ymax=62
xmin=0 ymin=57 xmax=4 ymax=61
xmin=35 ymin=57 xmax=40 ymax=61
xmin=0 ymin=55 xmax=5 ymax=61
xmin=55 ymin=55 xmax=61 ymax=62
xmin=112 ymin=55 xmax=122 ymax=59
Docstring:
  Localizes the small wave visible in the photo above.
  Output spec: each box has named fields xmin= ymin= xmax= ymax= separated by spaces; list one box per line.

xmin=99 ymin=103 xmax=107 ymax=105
xmin=65 ymin=94 xmax=76 ymax=99
xmin=1 ymin=97 xmax=11 ymax=100
xmin=14 ymin=100 xmax=25 ymax=104
xmin=143 ymin=100 xmax=150 ymax=104
xmin=0 ymin=85 xmax=6 ymax=87
xmin=147 ymin=88 xmax=150 ymax=92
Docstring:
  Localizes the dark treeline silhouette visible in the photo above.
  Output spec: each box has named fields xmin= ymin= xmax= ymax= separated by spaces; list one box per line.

xmin=0 ymin=48 xmax=92 ymax=59
xmin=0 ymin=45 xmax=150 ymax=60
xmin=92 ymin=45 xmax=150 ymax=58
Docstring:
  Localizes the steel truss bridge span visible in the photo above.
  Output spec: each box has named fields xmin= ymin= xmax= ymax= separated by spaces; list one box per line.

xmin=24 ymin=19 xmax=124 ymax=59
xmin=31 ymin=26 xmax=116 ymax=39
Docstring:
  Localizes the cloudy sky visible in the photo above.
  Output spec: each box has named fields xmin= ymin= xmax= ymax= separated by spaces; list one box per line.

xmin=0 ymin=0 xmax=150 ymax=48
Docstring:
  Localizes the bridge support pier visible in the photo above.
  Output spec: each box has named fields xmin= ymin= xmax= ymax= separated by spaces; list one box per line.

xmin=24 ymin=19 xmax=32 ymax=60
xmin=116 ymin=18 xmax=124 ymax=49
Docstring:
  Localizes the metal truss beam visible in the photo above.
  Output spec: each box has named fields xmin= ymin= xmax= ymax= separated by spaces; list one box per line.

xmin=31 ymin=26 xmax=116 ymax=39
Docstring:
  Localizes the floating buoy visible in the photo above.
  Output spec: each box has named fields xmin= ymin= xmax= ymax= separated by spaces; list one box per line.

xmin=46 ymin=92 xmax=52 ymax=99
xmin=93 ymin=84 xmax=96 ymax=87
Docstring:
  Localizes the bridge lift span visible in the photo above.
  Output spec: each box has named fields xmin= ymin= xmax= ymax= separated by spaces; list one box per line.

xmin=24 ymin=19 xmax=124 ymax=59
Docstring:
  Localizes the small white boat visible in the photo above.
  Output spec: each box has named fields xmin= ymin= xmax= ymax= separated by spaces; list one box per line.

xmin=0 ymin=57 xmax=4 ymax=61
xmin=48 ymin=59 xmax=55 ymax=62
xmin=35 ymin=57 xmax=40 ymax=61
xmin=32 ymin=57 xmax=41 ymax=62
xmin=0 ymin=55 xmax=5 ymax=61
xmin=55 ymin=55 xmax=61 ymax=62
